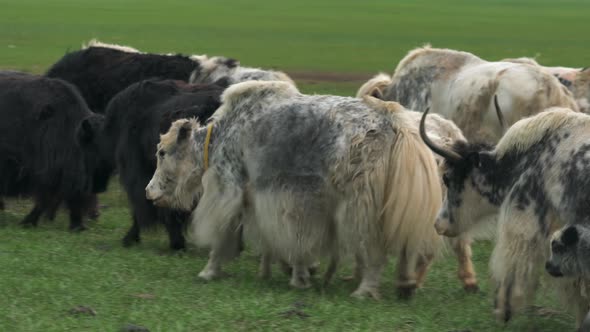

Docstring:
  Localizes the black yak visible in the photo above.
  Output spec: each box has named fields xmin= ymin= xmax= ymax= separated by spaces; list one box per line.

xmin=46 ymin=40 xmax=212 ymax=113
xmin=0 ymin=71 xmax=108 ymax=231
xmin=83 ymin=79 xmax=224 ymax=249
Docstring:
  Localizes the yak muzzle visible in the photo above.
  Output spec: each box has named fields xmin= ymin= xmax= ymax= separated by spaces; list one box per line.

xmin=434 ymin=218 xmax=458 ymax=237
xmin=145 ymin=182 xmax=162 ymax=202
xmin=545 ymin=261 xmax=564 ymax=277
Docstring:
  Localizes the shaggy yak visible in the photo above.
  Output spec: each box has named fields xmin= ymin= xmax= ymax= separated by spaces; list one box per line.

xmin=0 ymin=71 xmax=107 ymax=231
xmin=359 ymin=45 xmax=578 ymax=143
xmin=420 ymin=107 xmax=590 ymax=328
xmin=81 ymin=79 xmax=224 ymax=250
xmin=146 ymin=81 xmax=443 ymax=299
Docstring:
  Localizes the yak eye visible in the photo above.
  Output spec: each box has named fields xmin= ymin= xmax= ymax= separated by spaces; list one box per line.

xmin=158 ymin=150 xmax=165 ymax=158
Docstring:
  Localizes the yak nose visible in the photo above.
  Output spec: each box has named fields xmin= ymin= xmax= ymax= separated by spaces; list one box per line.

xmin=545 ymin=261 xmax=563 ymax=277
xmin=434 ymin=218 xmax=450 ymax=236
xmin=145 ymin=183 xmax=162 ymax=201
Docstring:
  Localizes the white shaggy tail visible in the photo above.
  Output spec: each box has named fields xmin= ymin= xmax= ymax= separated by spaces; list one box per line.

xmin=382 ymin=121 xmax=444 ymax=258
xmin=356 ymin=73 xmax=392 ymax=99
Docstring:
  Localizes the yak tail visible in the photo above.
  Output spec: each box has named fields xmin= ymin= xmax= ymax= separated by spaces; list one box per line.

xmin=381 ymin=120 xmax=443 ymax=259
xmin=356 ymin=73 xmax=392 ymax=99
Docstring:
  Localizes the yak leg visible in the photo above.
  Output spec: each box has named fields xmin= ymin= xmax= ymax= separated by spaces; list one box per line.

xmin=84 ymin=194 xmax=100 ymax=220
xmin=122 ymin=193 xmax=158 ymax=247
xmin=555 ymin=278 xmax=590 ymax=330
xmin=21 ymin=191 xmax=56 ymax=227
xmin=492 ymin=206 xmax=546 ymax=323
xmin=0 ymin=197 xmax=4 ymax=210
xmin=163 ymin=212 xmax=186 ymax=251
xmin=351 ymin=249 xmax=386 ymax=300
xmin=258 ymin=253 xmax=272 ymax=279
xmin=198 ymin=225 xmax=242 ymax=281
xmin=414 ymin=253 xmax=435 ymax=289
xmin=323 ymin=254 xmax=339 ymax=288
xmin=65 ymin=195 xmax=88 ymax=232
xmin=396 ymin=247 xmax=420 ymax=299
xmin=21 ymin=201 xmax=45 ymax=227
xmin=290 ymin=261 xmax=312 ymax=289
xmin=123 ymin=213 xmax=141 ymax=247
xmin=451 ymin=236 xmax=479 ymax=292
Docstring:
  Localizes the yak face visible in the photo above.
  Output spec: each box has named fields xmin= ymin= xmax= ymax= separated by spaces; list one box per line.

xmin=420 ymin=108 xmax=503 ymax=237
xmin=546 ymin=225 xmax=590 ymax=278
xmin=189 ymin=56 xmax=240 ymax=85
xmin=146 ymin=119 xmax=203 ymax=211
xmin=76 ymin=114 xmax=114 ymax=193
xmin=435 ymin=142 xmax=499 ymax=237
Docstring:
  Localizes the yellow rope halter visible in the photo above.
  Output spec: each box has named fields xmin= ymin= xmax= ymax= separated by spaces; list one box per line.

xmin=203 ymin=123 xmax=214 ymax=171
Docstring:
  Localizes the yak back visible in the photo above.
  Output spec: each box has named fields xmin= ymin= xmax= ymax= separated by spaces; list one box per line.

xmin=0 ymin=72 xmax=95 ymax=196
xmin=46 ymin=46 xmax=201 ymax=113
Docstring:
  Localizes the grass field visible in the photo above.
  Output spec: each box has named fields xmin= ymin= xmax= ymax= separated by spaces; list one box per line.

xmin=1 ymin=0 xmax=589 ymax=331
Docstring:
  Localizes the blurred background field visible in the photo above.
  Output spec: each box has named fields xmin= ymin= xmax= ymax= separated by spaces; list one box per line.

xmin=0 ymin=0 xmax=589 ymax=331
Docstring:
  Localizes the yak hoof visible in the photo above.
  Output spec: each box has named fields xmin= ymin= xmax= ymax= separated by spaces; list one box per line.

xmin=397 ymin=285 xmax=417 ymax=300
xmin=464 ymin=283 xmax=480 ymax=293
xmin=20 ymin=219 xmax=37 ymax=228
xmin=494 ymin=308 xmax=512 ymax=323
xmin=198 ymin=269 xmax=225 ymax=281
xmin=351 ymin=287 xmax=381 ymax=300
xmin=122 ymin=235 xmax=140 ymax=247
xmin=69 ymin=224 xmax=88 ymax=232
xmin=169 ymin=241 xmax=186 ymax=251
xmin=290 ymin=276 xmax=311 ymax=289
xmin=87 ymin=210 xmax=100 ymax=221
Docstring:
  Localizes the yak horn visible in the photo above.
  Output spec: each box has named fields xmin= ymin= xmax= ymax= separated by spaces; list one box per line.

xmin=419 ymin=108 xmax=463 ymax=163
xmin=494 ymin=95 xmax=506 ymax=134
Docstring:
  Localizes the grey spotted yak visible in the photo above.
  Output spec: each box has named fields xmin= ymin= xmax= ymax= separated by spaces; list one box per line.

xmin=145 ymin=80 xmax=444 ymax=299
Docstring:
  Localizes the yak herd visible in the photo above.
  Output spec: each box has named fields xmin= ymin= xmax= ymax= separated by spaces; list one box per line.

xmin=2 ymin=39 xmax=590 ymax=329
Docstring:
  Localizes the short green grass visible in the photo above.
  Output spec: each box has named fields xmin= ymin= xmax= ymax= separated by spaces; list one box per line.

xmin=0 ymin=0 xmax=589 ymax=331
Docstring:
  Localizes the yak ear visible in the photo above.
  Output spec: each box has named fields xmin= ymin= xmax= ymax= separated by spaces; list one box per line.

xmin=38 ymin=105 xmax=56 ymax=121
xmin=562 ymin=226 xmax=579 ymax=247
xmin=176 ymin=122 xmax=192 ymax=143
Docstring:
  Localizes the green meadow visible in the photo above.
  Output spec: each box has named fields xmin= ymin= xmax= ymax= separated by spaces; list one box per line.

xmin=0 ymin=0 xmax=589 ymax=331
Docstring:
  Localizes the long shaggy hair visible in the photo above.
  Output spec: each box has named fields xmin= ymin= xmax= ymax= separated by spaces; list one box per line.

xmin=494 ymin=107 xmax=588 ymax=158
